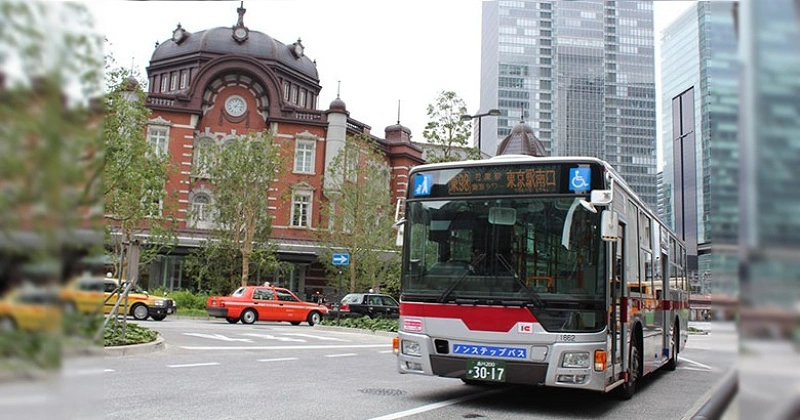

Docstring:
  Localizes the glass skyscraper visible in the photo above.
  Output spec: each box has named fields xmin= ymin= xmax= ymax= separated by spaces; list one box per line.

xmin=660 ymin=2 xmax=738 ymax=294
xmin=479 ymin=0 xmax=658 ymax=209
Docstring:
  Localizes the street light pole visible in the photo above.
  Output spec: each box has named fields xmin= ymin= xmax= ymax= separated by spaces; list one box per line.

xmin=461 ymin=109 xmax=501 ymax=155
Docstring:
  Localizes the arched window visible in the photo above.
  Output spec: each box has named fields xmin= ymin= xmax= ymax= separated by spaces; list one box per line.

xmin=190 ymin=193 xmax=214 ymax=228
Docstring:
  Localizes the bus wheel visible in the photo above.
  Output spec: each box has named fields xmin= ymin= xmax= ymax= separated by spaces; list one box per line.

xmin=616 ymin=337 xmax=640 ymax=400
xmin=665 ymin=326 xmax=679 ymax=371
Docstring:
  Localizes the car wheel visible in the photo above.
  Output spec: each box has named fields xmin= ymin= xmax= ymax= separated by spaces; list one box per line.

xmin=151 ymin=314 xmax=166 ymax=321
xmin=306 ymin=311 xmax=321 ymax=326
xmin=240 ymin=309 xmax=257 ymax=325
xmin=226 ymin=317 xmax=239 ymax=324
xmin=290 ymin=321 xmax=301 ymax=326
xmin=0 ymin=317 xmax=16 ymax=331
xmin=131 ymin=303 xmax=149 ymax=321
xmin=616 ymin=336 xmax=641 ymax=400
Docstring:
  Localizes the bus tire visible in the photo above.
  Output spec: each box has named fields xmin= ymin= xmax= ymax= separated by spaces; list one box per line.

xmin=665 ymin=324 xmax=679 ymax=371
xmin=616 ymin=335 xmax=641 ymax=400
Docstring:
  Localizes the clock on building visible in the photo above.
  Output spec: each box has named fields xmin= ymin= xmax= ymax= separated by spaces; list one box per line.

xmin=224 ymin=95 xmax=247 ymax=117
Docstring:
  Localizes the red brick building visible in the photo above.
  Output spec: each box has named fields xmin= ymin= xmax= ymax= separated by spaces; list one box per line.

xmin=139 ymin=6 xmax=423 ymax=295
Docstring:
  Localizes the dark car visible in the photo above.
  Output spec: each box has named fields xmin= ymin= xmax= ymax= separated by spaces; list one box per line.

xmin=329 ymin=293 xmax=399 ymax=319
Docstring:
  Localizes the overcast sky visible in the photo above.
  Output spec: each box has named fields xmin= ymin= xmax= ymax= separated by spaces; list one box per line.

xmin=86 ymin=0 xmax=695 ymax=164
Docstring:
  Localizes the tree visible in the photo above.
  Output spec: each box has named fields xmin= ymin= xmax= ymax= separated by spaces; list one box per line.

xmin=103 ymin=65 xmax=175 ymax=280
xmin=318 ymin=134 xmax=400 ymax=293
xmin=199 ymin=131 xmax=283 ymax=288
xmin=422 ymin=90 xmax=481 ymax=163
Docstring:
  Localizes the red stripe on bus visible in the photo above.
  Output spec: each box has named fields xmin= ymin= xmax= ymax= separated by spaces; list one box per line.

xmin=400 ymin=302 xmax=537 ymax=332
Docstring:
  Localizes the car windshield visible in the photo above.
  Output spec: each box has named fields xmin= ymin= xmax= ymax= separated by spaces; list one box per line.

xmin=340 ymin=294 xmax=363 ymax=304
xmin=401 ymin=196 xmax=606 ymax=332
xmin=231 ymin=287 xmax=246 ymax=297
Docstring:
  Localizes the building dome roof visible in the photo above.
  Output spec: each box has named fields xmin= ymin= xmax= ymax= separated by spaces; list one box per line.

xmin=496 ymin=120 xmax=548 ymax=157
xmin=151 ymin=27 xmax=319 ymax=81
xmin=328 ymin=96 xmax=347 ymax=112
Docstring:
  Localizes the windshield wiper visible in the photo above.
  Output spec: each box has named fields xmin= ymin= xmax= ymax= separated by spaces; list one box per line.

xmin=495 ymin=254 xmax=545 ymax=308
xmin=438 ymin=254 xmax=484 ymax=303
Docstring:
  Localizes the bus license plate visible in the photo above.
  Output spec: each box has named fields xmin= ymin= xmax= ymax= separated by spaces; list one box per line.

xmin=466 ymin=359 xmax=506 ymax=382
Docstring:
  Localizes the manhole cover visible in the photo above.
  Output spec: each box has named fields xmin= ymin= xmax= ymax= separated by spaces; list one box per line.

xmin=358 ymin=388 xmax=407 ymax=397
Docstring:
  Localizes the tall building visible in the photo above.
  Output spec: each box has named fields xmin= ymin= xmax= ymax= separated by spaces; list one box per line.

xmin=479 ymin=0 xmax=658 ymax=208
xmin=660 ymin=2 xmax=738 ymax=294
xmin=130 ymin=5 xmax=423 ymax=295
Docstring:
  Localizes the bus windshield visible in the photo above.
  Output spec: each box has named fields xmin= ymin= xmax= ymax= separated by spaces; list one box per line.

xmin=402 ymin=196 xmax=606 ymax=333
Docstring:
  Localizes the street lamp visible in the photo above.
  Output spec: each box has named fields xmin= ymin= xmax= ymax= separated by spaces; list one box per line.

xmin=461 ymin=109 xmax=501 ymax=154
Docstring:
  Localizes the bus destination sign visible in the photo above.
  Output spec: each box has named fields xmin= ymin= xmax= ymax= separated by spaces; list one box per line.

xmin=411 ymin=163 xmax=602 ymax=199
xmin=449 ymin=167 xmax=558 ymax=195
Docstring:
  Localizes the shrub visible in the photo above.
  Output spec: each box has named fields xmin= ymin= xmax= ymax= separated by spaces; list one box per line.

xmin=104 ymin=322 xmax=158 ymax=346
xmin=321 ymin=316 xmax=398 ymax=332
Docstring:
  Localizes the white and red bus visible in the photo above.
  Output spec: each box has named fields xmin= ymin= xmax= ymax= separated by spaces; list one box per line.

xmin=393 ymin=155 xmax=689 ymax=399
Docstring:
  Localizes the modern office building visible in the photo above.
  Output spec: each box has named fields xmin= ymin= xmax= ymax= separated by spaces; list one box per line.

xmin=738 ymin=0 xmax=800 ymax=310
xmin=660 ymin=2 xmax=738 ymax=293
xmin=479 ymin=0 xmax=658 ymax=208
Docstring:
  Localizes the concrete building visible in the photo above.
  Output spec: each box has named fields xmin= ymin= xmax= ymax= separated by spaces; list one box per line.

xmin=660 ymin=2 xmax=738 ymax=294
xmin=478 ymin=0 xmax=658 ymax=208
xmin=133 ymin=5 xmax=423 ymax=295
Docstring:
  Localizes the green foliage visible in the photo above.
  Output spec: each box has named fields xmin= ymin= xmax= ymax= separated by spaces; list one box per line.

xmin=422 ymin=90 xmax=480 ymax=163
xmin=103 ymin=321 xmax=158 ymax=346
xmin=321 ymin=316 xmax=398 ymax=332
xmin=103 ymin=64 xmax=177 ymax=278
xmin=197 ymin=132 xmax=284 ymax=288
xmin=317 ymin=134 xmax=400 ymax=293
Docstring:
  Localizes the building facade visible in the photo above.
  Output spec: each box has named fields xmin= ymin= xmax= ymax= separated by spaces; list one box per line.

xmin=660 ymin=2 xmax=738 ymax=295
xmin=137 ymin=6 xmax=423 ymax=295
xmin=479 ymin=0 xmax=658 ymax=208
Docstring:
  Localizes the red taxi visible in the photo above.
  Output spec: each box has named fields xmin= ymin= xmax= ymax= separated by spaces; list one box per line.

xmin=206 ymin=285 xmax=328 ymax=326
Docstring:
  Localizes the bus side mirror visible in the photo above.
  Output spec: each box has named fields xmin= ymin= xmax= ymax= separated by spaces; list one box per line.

xmin=601 ymin=210 xmax=618 ymax=242
xmin=394 ymin=219 xmax=405 ymax=247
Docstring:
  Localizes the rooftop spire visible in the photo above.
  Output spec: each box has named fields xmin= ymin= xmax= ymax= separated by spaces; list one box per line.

xmin=397 ymin=100 xmax=401 ymax=124
xmin=236 ymin=1 xmax=246 ymax=27
xmin=336 ymin=80 xmax=341 ymax=98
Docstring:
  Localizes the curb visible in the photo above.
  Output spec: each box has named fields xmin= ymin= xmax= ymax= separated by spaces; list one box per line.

xmin=104 ymin=336 xmax=166 ymax=357
xmin=681 ymin=368 xmax=737 ymax=420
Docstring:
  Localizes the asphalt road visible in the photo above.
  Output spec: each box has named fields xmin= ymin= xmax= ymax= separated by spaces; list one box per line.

xmin=0 ymin=319 xmax=738 ymax=420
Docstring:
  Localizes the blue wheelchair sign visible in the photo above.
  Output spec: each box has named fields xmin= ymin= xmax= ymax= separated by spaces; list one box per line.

xmin=569 ymin=168 xmax=591 ymax=192
xmin=413 ymin=174 xmax=432 ymax=197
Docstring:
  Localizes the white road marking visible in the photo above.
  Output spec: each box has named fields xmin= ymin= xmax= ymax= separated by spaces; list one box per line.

xmin=367 ymin=388 xmax=504 ymax=420
xmin=325 ymin=353 xmax=357 ymax=358
xmin=678 ymin=356 xmax=714 ymax=371
xmin=241 ymin=333 xmax=306 ymax=342
xmin=257 ymin=357 xmax=299 ymax=363
xmin=167 ymin=362 xmax=220 ymax=368
xmin=282 ymin=333 xmax=349 ymax=342
xmin=378 ymin=350 xmax=395 ymax=354
xmin=181 ymin=344 xmax=390 ymax=351
xmin=184 ymin=333 xmax=254 ymax=342
xmin=679 ymin=366 xmax=713 ymax=372
xmin=63 ymin=368 xmax=115 ymax=377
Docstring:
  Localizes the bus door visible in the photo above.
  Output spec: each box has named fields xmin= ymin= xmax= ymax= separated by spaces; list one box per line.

xmin=609 ymin=223 xmax=626 ymax=380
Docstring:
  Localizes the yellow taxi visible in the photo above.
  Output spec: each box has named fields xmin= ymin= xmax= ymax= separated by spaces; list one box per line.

xmin=0 ymin=285 xmax=61 ymax=333
xmin=61 ymin=276 xmax=175 ymax=321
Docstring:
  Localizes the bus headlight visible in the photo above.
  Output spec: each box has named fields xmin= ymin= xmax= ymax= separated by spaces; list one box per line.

xmin=561 ymin=352 xmax=590 ymax=368
xmin=401 ymin=340 xmax=422 ymax=357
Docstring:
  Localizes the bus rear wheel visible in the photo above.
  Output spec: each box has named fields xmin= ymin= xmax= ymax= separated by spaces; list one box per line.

xmin=616 ymin=337 xmax=641 ymax=400
xmin=665 ymin=325 xmax=679 ymax=371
